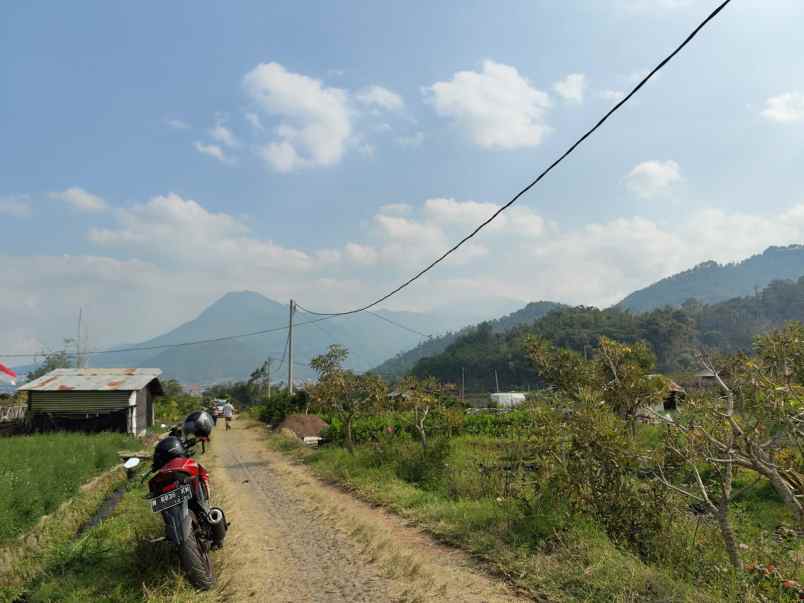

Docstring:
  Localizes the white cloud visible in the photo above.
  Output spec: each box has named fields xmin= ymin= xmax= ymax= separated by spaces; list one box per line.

xmin=762 ymin=92 xmax=804 ymax=123
xmin=166 ymin=118 xmax=190 ymax=129
xmin=344 ymin=242 xmax=379 ymax=265
xmin=245 ymin=112 xmax=263 ymax=130
xmin=49 ymin=187 xmax=108 ymax=212
xmin=243 ymin=62 xmax=352 ymax=172
xmin=426 ymin=60 xmax=551 ymax=149
xmin=5 ymin=191 xmax=804 ymax=356
xmin=553 ymin=73 xmax=586 ymax=103
xmin=355 ymin=85 xmax=404 ymax=112
xmin=625 ymin=160 xmax=682 ymax=199
xmin=599 ymin=89 xmax=626 ymax=102
xmin=89 ymin=193 xmax=311 ymax=273
xmin=423 ymin=198 xmax=544 ymax=238
xmin=0 ymin=195 xmax=32 ymax=217
xmin=209 ymin=123 xmax=238 ymax=147
xmin=194 ymin=141 xmax=234 ymax=164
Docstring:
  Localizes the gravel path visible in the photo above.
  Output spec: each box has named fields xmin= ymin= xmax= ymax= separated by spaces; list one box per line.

xmin=207 ymin=420 xmax=526 ymax=603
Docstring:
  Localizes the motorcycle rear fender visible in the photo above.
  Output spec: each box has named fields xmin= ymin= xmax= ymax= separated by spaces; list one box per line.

xmin=161 ymin=500 xmax=190 ymax=545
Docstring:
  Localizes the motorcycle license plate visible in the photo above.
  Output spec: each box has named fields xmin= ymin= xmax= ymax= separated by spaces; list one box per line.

xmin=151 ymin=484 xmax=192 ymax=513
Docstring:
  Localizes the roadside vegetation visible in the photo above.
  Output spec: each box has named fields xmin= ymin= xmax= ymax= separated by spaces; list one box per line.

xmin=12 ymin=480 xmax=224 ymax=603
xmin=0 ymin=432 xmax=140 ymax=541
xmin=261 ymin=323 xmax=804 ymax=602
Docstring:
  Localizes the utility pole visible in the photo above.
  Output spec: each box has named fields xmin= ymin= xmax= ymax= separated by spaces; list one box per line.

xmin=494 ymin=369 xmax=500 ymax=393
xmin=288 ymin=299 xmax=295 ymax=396
xmin=266 ymin=359 xmax=272 ymax=401
xmin=76 ymin=308 xmax=83 ymax=369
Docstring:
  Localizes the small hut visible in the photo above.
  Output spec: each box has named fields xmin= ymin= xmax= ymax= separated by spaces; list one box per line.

xmin=18 ymin=368 xmax=164 ymax=435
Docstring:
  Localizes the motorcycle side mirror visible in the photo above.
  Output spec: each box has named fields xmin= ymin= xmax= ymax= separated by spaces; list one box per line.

xmin=124 ymin=457 xmax=141 ymax=470
xmin=123 ymin=457 xmax=141 ymax=479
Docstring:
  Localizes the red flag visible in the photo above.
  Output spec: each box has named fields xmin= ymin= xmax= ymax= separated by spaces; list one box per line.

xmin=0 ymin=362 xmax=17 ymax=385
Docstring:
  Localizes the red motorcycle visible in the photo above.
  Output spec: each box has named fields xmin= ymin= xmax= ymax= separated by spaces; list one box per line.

xmin=137 ymin=411 xmax=228 ymax=590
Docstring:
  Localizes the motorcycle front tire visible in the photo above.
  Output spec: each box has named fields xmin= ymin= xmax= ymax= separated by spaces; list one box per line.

xmin=178 ymin=510 xmax=215 ymax=590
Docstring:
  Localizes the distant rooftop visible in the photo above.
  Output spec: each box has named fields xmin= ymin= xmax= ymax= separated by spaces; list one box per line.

xmin=18 ymin=368 xmax=163 ymax=393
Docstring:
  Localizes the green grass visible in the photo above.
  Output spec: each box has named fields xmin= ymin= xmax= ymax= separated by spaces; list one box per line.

xmin=0 ymin=432 xmax=141 ymax=542
xmin=0 ymin=464 xmax=125 ymax=601
xmin=15 ymin=480 xmax=224 ymax=603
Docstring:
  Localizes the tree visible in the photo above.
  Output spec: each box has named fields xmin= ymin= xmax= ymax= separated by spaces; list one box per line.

xmin=654 ymin=358 xmax=742 ymax=569
xmin=248 ymin=359 xmax=273 ymax=400
xmin=309 ymin=345 xmax=386 ymax=453
xmin=655 ymin=327 xmax=804 ymax=570
xmin=527 ymin=335 xmax=666 ymax=427
xmin=395 ymin=376 xmax=445 ymax=449
xmin=26 ymin=345 xmax=73 ymax=381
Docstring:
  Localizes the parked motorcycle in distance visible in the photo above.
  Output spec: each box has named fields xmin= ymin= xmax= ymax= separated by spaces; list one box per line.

xmin=133 ymin=410 xmax=228 ymax=590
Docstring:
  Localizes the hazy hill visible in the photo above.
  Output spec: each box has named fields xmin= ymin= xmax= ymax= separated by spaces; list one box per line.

xmin=90 ymin=291 xmax=481 ymax=384
xmin=373 ymin=301 xmax=563 ymax=378
xmin=617 ymin=245 xmax=804 ymax=312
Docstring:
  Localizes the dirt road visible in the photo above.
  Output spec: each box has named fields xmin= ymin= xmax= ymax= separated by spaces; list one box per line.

xmin=207 ymin=420 xmax=526 ymax=603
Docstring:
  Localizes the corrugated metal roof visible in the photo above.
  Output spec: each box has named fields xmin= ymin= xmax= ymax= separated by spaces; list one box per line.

xmin=19 ymin=368 xmax=162 ymax=392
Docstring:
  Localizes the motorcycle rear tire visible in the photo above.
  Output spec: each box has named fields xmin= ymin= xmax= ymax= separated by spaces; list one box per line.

xmin=178 ymin=511 xmax=215 ymax=590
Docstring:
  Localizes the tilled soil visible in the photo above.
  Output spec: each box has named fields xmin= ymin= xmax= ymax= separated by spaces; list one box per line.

xmin=208 ymin=421 xmax=526 ymax=603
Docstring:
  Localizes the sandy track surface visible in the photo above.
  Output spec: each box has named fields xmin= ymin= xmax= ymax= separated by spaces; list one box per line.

xmin=207 ymin=420 xmax=527 ymax=603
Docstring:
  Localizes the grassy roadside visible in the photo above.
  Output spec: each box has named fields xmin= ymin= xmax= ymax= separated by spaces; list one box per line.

xmin=264 ymin=431 xmax=796 ymax=602
xmin=13 ymin=479 xmax=226 ymax=603
xmin=1 ymin=433 xmax=227 ymax=603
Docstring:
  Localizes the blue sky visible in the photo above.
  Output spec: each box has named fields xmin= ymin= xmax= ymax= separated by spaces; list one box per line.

xmin=2 ymin=0 xmax=804 ymax=356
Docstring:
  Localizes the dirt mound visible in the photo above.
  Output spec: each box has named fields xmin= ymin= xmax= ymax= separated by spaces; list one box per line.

xmin=276 ymin=414 xmax=328 ymax=439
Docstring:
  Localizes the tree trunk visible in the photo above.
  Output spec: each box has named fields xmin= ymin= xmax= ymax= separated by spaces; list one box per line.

xmin=417 ymin=422 xmax=427 ymax=449
xmin=345 ymin=415 xmax=354 ymax=454
xmin=715 ymin=500 xmax=741 ymax=569
xmin=761 ymin=463 xmax=804 ymax=527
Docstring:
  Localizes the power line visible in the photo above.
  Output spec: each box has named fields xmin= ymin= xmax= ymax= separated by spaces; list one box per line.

xmin=365 ymin=310 xmax=431 ymax=339
xmin=295 ymin=306 xmax=372 ymax=369
xmin=275 ymin=329 xmax=291 ymax=374
xmin=295 ymin=302 xmax=431 ymax=339
xmin=296 ymin=0 xmax=733 ymax=318
xmin=0 ymin=316 xmax=334 ymax=360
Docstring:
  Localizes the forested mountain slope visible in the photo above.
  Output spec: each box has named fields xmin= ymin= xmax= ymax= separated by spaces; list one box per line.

xmin=372 ymin=301 xmax=563 ymax=378
xmin=412 ymin=278 xmax=804 ymax=391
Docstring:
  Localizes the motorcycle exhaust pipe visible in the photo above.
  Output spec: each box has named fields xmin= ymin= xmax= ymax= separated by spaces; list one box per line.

xmin=208 ymin=507 xmax=228 ymax=547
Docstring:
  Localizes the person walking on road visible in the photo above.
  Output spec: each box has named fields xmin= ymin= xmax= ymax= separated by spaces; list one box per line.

xmin=223 ymin=401 xmax=235 ymax=431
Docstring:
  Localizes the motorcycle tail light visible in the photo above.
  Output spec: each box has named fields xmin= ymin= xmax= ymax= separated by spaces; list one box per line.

xmin=161 ymin=482 xmax=178 ymax=493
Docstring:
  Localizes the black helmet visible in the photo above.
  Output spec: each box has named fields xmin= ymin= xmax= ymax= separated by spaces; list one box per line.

xmin=183 ymin=410 xmax=214 ymax=439
xmin=153 ymin=436 xmax=186 ymax=470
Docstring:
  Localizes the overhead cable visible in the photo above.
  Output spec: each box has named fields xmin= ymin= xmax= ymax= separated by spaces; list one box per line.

xmin=296 ymin=0 xmax=733 ymax=317
xmin=0 ymin=316 xmax=334 ymax=359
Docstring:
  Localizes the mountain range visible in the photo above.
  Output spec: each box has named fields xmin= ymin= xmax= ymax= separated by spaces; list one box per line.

xmin=87 ymin=291 xmax=516 ymax=384
xmin=17 ymin=244 xmax=804 ymax=385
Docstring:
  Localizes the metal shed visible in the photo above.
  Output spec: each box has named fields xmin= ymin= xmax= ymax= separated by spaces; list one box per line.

xmin=18 ymin=368 xmax=164 ymax=436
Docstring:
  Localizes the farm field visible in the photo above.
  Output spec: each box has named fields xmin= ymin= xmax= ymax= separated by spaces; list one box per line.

xmin=0 ymin=432 xmax=140 ymax=542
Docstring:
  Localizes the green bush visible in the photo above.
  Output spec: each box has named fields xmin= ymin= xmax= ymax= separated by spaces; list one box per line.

xmin=320 ymin=408 xmax=536 ymax=446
